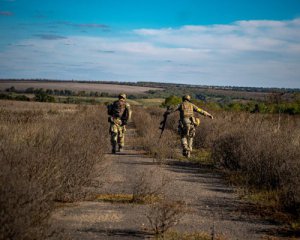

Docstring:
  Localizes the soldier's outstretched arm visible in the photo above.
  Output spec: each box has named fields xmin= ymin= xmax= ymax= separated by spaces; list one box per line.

xmin=193 ymin=104 xmax=214 ymax=119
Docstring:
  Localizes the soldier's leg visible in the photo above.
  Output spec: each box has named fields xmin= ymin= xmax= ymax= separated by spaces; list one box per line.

xmin=188 ymin=137 xmax=193 ymax=151
xmin=188 ymin=126 xmax=196 ymax=152
xmin=179 ymin=124 xmax=189 ymax=156
xmin=184 ymin=124 xmax=193 ymax=158
xmin=181 ymin=135 xmax=189 ymax=156
xmin=110 ymin=124 xmax=118 ymax=154
xmin=117 ymin=125 xmax=125 ymax=152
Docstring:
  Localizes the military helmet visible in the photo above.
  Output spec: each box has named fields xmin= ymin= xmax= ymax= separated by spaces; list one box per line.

xmin=182 ymin=95 xmax=191 ymax=101
xmin=118 ymin=93 xmax=127 ymax=99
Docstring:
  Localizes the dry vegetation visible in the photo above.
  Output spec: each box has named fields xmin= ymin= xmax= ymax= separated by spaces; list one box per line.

xmin=0 ymin=101 xmax=109 ymax=239
xmin=191 ymin=112 xmax=300 ymax=216
xmin=1 ymin=97 xmax=299 ymax=239
xmin=133 ymin=106 xmax=179 ymax=161
xmin=132 ymin=169 xmax=171 ymax=203
xmin=134 ymin=104 xmax=300 ymax=220
xmin=146 ymin=199 xmax=186 ymax=236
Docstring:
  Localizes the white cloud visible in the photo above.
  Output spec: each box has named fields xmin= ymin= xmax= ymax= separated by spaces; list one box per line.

xmin=0 ymin=18 xmax=300 ymax=87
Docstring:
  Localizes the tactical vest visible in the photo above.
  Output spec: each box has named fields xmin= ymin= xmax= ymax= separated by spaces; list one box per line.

xmin=111 ymin=100 xmax=127 ymax=119
xmin=181 ymin=101 xmax=194 ymax=118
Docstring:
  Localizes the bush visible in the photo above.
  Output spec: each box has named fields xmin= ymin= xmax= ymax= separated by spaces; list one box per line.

xmin=133 ymin=107 xmax=179 ymax=161
xmin=34 ymin=89 xmax=55 ymax=102
xmin=0 ymin=103 xmax=109 ymax=239
xmin=15 ymin=95 xmax=30 ymax=101
xmin=162 ymin=96 xmax=182 ymax=107
xmin=146 ymin=199 xmax=186 ymax=236
xmin=194 ymin=112 xmax=300 ymax=215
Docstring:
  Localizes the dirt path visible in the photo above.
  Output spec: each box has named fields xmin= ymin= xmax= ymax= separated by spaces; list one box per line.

xmin=52 ymin=126 xmax=282 ymax=240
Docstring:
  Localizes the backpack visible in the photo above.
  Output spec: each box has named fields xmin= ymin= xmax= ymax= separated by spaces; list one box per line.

xmin=181 ymin=101 xmax=194 ymax=117
xmin=107 ymin=103 xmax=113 ymax=115
xmin=108 ymin=100 xmax=129 ymax=121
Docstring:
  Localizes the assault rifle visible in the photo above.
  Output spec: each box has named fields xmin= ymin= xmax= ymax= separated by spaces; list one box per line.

xmin=159 ymin=107 xmax=171 ymax=139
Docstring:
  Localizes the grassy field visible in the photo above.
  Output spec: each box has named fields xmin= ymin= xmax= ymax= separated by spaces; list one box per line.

xmin=0 ymin=80 xmax=163 ymax=94
xmin=2 ymin=93 xmax=165 ymax=106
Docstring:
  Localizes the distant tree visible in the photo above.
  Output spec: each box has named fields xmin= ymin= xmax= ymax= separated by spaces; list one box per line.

xmin=46 ymin=89 xmax=54 ymax=95
xmin=147 ymin=90 xmax=157 ymax=94
xmin=128 ymin=94 xmax=138 ymax=99
xmin=100 ymin=92 xmax=109 ymax=97
xmin=64 ymin=89 xmax=72 ymax=96
xmin=5 ymin=86 xmax=16 ymax=92
xmin=78 ymin=91 xmax=86 ymax=96
xmin=0 ymin=93 xmax=12 ymax=99
xmin=195 ymin=94 xmax=206 ymax=101
xmin=228 ymin=102 xmax=242 ymax=111
xmin=25 ymin=87 xmax=34 ymax=93
xmin=34 ymin=89 xmax=55 ymax=102
xmin=15 ymin=95 xmax=30 ymax=101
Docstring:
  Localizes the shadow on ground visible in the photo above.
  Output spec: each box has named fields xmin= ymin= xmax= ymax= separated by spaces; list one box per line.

xmin=80 ymin=228 xmax=151 ymax=239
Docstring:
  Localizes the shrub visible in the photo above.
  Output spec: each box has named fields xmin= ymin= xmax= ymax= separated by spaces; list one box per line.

xmin=133 ymin=106 xmax=179 ymax=161
xmin=162 ymin=95 xmax=182 ymax=107
xmin=34 ymin=89 xmax=55 ymax=102
xmin=15 ymin=95 xmax=30 ymax=101
xmin=0 ymin=103 xmax=109 ymax=239
xmin=146 ymin=199 xmax=186 ymax=236
xmin=132 ymin=169 xmax=170 ymax=203
xmin=194 ymin=112 xmax=300 ymax=215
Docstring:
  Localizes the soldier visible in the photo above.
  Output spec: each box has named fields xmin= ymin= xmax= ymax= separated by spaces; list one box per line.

xmin=164 ymin=95 xmax=213 ymax=158
xmin=107 ymin=93 xmax=132 ymax=154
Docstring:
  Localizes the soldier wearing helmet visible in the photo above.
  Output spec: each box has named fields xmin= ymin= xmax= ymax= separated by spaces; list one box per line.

xmin=165 ymin=95 xmax=213 ymax=158
xmin=107 ymin=93 xmax=132 ymax=153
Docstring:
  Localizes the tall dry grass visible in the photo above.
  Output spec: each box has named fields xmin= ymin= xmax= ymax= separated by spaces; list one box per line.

xmin=0 ymin=101 xmax=109 ymax=239
xmin=132 ymin=107 xmax=179 ymax=161
xmin=134 ymin=104 xmax=300 ymax=215
xmin=194 ymin=112 xmax=300 ymax=215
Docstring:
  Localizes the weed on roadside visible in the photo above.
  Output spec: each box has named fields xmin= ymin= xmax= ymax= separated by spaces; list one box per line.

xmin=146 ymin=199 xmax=186 ymax=236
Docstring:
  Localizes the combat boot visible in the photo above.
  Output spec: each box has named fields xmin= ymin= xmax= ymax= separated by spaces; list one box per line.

xmin=118 ymin=145 xmax=123 ymax=152
xmin=112 ymin=144 xmax=117 ymax=154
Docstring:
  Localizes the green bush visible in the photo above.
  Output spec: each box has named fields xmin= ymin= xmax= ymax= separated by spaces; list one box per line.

xmin=34 ymin=90 xmax=55 ymax=102
xmin=162 ymin=95 xmax=182 ymax=107
xmin=15 ymin=95 xmax=30 ymax=101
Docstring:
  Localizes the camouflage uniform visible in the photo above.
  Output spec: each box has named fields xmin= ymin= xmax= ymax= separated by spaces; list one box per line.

xmin=169 ymin=95 xmax=213 ymax=157
xmin=108 ymin=94 xmax=132 ymax=153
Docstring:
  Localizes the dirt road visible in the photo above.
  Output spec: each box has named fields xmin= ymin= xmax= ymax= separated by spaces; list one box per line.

xmin=52 ymin=127 xmax=282 ymax=240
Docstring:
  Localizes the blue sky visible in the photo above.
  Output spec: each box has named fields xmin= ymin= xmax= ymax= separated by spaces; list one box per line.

xmin=0 ymin=0 xmax=300 ymax=88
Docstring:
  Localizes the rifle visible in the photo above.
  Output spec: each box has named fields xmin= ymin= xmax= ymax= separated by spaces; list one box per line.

xmin=159 ymin=107 xmax=171 ymax=139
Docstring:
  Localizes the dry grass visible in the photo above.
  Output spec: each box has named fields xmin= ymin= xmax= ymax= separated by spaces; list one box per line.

xmin=193 ymin=111 xmax=300 ymax=216
xmin=132 ymin=169 xmax=171 ymax=204
xmin=0 ymin=101 xmax=109 ymax=239
xmin=133 ymin=106 xmax=179 ymax=161
xmin=133 ymin=104 xmax=300 ymax=218
xmin=146 ymin=199 xmax=186 ymax=236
